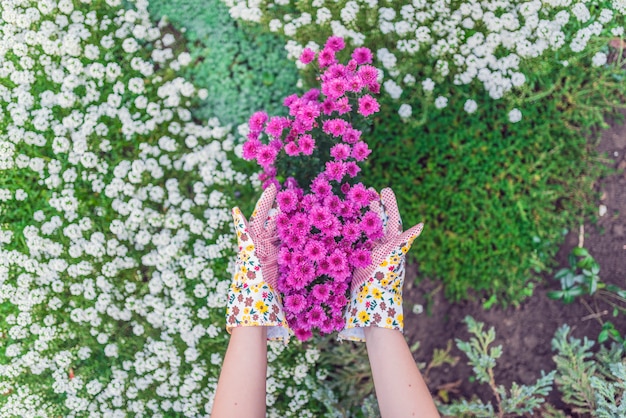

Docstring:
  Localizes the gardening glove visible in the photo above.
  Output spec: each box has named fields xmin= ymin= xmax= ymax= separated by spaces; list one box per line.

xmin=226 ymin=184 xmax=290 ymax=343
xmin=339 ymin=187 xmax=423 ymax=342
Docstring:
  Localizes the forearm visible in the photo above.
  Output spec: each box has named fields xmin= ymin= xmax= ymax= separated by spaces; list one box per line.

xmin=212 ymin=327 xmax=268 ymax=418
xmin=364 ymin=327 xmax=440 ymax=418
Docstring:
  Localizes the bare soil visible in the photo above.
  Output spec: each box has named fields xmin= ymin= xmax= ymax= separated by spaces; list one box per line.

xmin=404 ymin=111 xmax=626 ymax=415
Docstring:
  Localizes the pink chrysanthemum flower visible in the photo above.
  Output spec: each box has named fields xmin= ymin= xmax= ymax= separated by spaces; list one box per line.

xmin=322 ymin=78 xmax=347 ymax=99
xmin=323 ymin=194 xmax=342 ymax=214
xmin=291 ymin=213 xmax=310 ymax=234
xmin=325 ymin=36 xmax=346 ymax=52
xmin=323 ymin=119 xmax=347 ymax=137
xmin=347 ymin=75 xmax=364 ymax=92
xmin=285 ymin=294 xmax=307 ymax=313
xmin=304 ymin=240 xmax=326 ymax=261
xmin=320 ymin=216 xmax=341 ymax=237
xmin=335 ymin=97 xmax=351 ymax=115
xmin=310 ymin=205 xmax=332 ymax=229
xmin=351 ymin=141 xmax=372 ymax=161
xmin=347 ymin=183 xmax=370 ymax=207
xmin=345 ymin=161 xmax=361 ymax=177
xmin=328 ymin=249 xmax=348 ymax=272
xmin=330 ymin=143 xmax=351 ymax=160
xmin=318 ymin=47 xmax=336 ymax=67
xmin=248 ymin=111 xmax=268 ymax=132
xmin=298 ymin=134 xmax=315 ymax=155
xmin=324 ymin=63 xmax=347 ymax=79
xmin=352 ymin=47 xmax=373 ymax=64
xmin=278 ymin=247 xmax=293 ymax=265
xmin=341 ymin=222 xmax=361 ymax=243
xmin=360 ymin=210 xmax=383 ymax=239
xmin=306 ymin=305 xmax=328 ymax=327
xmin=368 ymin=82 xmax=380 ymax=94
xmin=277 ymin=189 xmax=298 ymax=213
xmin=265 ymin=116 xmax=286 ymax=137
xmin=342 ymin=128 xmax=361 ymax=144
xmin=302 ymin=88 xmax=321 ymax=102
xmin=324 ymin=161 xmax=346 ymax=182
xmin=321 ymin=98 xmax=336 ymax=115
xmin=358 ymin=95 xmax=380 ymax=117
xmin=311 ymin=176 xmax=332 ymax=197
xmin=283 ymin=93 xmax=299 ymax=107
xmin=294 ymin=326 xmax=313 ymax=341
xmin=242 ymin=139 xmax=261 ymax=160
xmin=284 ymin=141 xmax=299 ymax=156
xmin=357 ymin=65 xmax=378 ymax=84
xmin=300 ymin=48 xmax=316 ymax=64
xmin=257 ymin=145 xmax=278 ymax=167
xmin=312 ymin=283 xmax=331 ymax=302
xmin=351 ymin=248 xmax=372 ymax=268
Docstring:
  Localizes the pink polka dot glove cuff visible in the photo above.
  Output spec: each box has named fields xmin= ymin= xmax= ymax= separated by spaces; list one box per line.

xmin=339 ymin=188 xmax=423 ymax=342
xmin=226 ymin=185 xmax=290 ymax=343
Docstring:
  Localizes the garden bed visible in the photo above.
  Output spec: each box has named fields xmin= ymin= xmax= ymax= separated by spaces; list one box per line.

xmin=405 ymin=111 xmax=626 ymax=415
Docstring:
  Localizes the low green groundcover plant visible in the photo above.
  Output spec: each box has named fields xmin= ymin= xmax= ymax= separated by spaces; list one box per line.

xmin=0 ymin=0 xmax=331 ymax=416
xmin=147 ymin=0 xmax=299 ymax=127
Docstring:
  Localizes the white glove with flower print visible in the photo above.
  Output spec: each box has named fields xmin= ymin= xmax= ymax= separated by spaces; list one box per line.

xmin=226 ymin=184 xmax=290 ymax=343
xmin=339 ymin=188 xmax=423 ymax=342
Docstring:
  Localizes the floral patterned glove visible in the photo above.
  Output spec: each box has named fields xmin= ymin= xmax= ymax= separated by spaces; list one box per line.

xmin=339 ymin=188 xmax=423 ymax=342
xmin=226 ymin=184 xmax=290 ymax=343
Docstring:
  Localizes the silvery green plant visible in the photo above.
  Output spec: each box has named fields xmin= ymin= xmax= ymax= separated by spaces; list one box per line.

xmin=222 ymin=0 xmax=626 ymax=121
xmin=551 ymin=324 xmax=626 ymax=417
xmin=438 ymin=316 xmax=555 ymax=418
xmin=0 ymin=0 xmax=329 ymax=416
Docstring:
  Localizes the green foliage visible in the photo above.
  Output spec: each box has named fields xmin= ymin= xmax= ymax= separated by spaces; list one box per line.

xmin=551 ymin=324 xmax=626 ymax=417
xmin=549 ymin=246 xmax=603 ymax=303
xmin=316 ymin=338 xmax=377 ymax=417
xmin=363 ymin=53 xmax=623 ymax=303
xmin=591 ymin=363 xmax=626 ymax=418
xmin=549 ymin=247 xmax=626 ymax=346
xmin=147 ymin=0 xmax=299 ymax=127
xmin=439 ymin=316 xmax=555 ymax=418
xmin=456 ymin=316 xmax=502 ymax=385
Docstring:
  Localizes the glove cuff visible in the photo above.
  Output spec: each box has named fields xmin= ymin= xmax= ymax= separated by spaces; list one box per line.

xmin=226 ymin=235 xmax=290 ymax=343
xmin=226 ymin=280 xmax=290 ymax=344
xmin=338 ymin=278 xmax=404 ymax=342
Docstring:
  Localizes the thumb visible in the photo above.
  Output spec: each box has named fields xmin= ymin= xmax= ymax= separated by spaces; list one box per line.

xmin=397 ymin=222 xmax=424 ymax=251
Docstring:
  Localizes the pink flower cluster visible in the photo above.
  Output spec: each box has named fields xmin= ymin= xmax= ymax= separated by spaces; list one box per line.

xmin=243 ymin=36 xmax=383 ymax=340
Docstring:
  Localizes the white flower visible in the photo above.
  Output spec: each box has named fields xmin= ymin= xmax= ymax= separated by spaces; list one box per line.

xmin=398 ymin=103 xmax=412 ymax=118
xmin=572 ymin=3 xmax=591 ymax=22
xmin=508 ymin=108 xmax=522 ymax=123
xmin=383 ymin=79 xmax=402 ymax=99
xmin=434 ymin=96 xmax=448 ymax=109
xmin=421 ymin=78 xmax=435 ymax=92
xmin=592 ymin=52 xmax=607 ymax=67
xmin=464 ymin=99 xmax=478 ymax=114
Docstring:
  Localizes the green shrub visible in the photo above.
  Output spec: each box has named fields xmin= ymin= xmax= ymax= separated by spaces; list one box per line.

xmin=364 ymin=56 xmax=623 ymax=301
xmin=148 ymin=0 xmax=299 ymax=127
xmin=438 ymin=316 xmax=555 ymax=417
xmin=552 ymin=325 xmax=626 ymax=416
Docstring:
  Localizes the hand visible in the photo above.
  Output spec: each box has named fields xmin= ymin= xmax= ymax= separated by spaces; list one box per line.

xmin=339 ymin=187 xmax=423 ymax=342
xmin=226 ymin=184 xmax=290 ymax=343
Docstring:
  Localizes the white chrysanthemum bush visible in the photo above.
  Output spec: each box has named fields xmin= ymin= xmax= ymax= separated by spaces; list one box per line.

xmin=224 ymin=0 xmax=626 ymax=120
xmin=0 ymin=0 xmax=333 ymax=416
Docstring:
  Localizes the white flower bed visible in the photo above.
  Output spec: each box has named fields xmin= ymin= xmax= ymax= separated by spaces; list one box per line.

xmin=223 ymin=0 xmax=625 ymax=118
xmin=0 ymin=0 xmax=329 ymax=416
